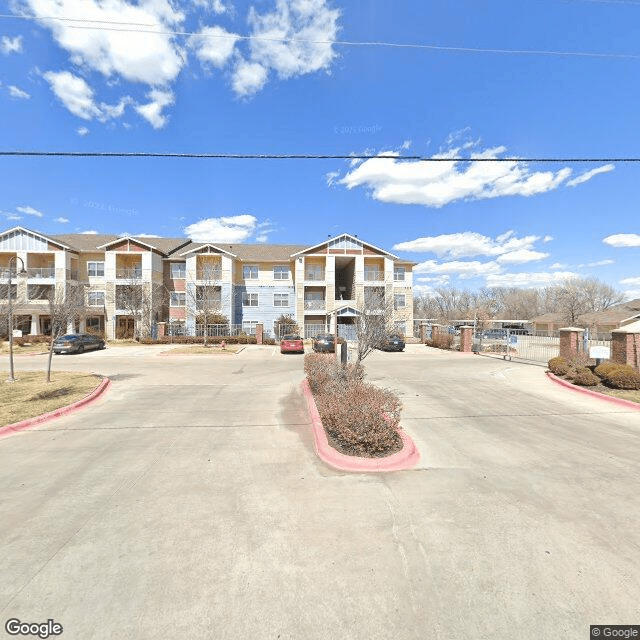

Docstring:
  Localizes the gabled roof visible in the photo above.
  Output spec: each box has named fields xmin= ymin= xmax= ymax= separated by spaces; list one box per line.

xmin=579 ymin=299 xmax=640 ymax=326
xmin=1 ymin=226 xmax=72 ymax=251
xmin=51 ymin=234 xmax=190 ymax=255
xmin=230 ymin=243 xmax=307 ymax=262
xmin=176 ymin=242 xmax=237 ymax=258
xmin=290 ymin=233 xmax=399 ymax=259
xmin=97 ymin=236 xmax=163 ymax=252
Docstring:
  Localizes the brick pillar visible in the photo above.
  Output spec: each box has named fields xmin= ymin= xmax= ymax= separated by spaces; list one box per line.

xmin=611 ymin=328 xmax=640 ymax=370
xmin=256 ymin=323 xmax=263 ymax=345
xmin=157 ymin=322 xmax=166 ymax=338
xmin=419 ymin=322 xmax=428 ymax=343
xmin=431 ymin=324 xmax=442 ymax=338
xmin=460 ymin=326 xmax=473 ymax=353
xmin=559 ymin=327 xmax=584 ymax=361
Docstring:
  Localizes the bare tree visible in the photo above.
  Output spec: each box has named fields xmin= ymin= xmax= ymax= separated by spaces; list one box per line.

xmin=45 ymin=283 xmax=85 ymax=383
xmin=116 ymin=283 xmax=165 ymax=340
xmin=353 ymin=285 xmax=396 ymax=363
xmin=185 ymin=261 xmax=229 ymax=346
xmin=551 ymin=277 xmax=624 ymax=325
xmin=274 ymin=313 xmax=299 ymax=340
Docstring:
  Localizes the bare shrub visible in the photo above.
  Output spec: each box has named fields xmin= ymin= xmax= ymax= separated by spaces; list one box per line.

xmin=603 ymin=365 xmax=640 ymax=390
xmin=572 ymin=367 xmax=599 ymax=387
xmin=548 ymin=356 xmax=570 ymax=376
xmin=594 ymin=361 xmax=621 ymax=379
xmin=426 ymin=334 xmax=454 ymax=350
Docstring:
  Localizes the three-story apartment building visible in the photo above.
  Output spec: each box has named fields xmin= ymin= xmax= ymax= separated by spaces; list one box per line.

xmin=0 ymin=227 xmax=415 ymax=339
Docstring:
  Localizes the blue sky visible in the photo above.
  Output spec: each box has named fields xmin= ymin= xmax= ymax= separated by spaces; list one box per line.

xmin=1 ymin=0 xmax=639 ymax=298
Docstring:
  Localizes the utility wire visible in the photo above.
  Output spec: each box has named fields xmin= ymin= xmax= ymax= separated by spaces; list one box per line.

xmin=0 ymin=12 xmax=638 ymax=60
xmin=0 ymin=151 xmax=637 ymax=162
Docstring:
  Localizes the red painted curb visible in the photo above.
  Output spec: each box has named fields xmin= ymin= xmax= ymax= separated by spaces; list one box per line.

xmin=0 ymin=376 xmax=111 ymax=437
xmin=301 ymin=379 xmax=420 ymax=472
xmin=546 ymin=371 xmax=640 ymax=411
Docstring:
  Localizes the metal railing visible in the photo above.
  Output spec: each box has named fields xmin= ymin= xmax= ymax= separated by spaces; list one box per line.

xmin=195 ymin=300 xmax=222 ymax=311
xmin=116 ymin=268 xmax=142 ymax=279
xmin=304 ymin=299 xmax=326 ymax=310
xmin=305 ymin=271 xmax=325 ymax=281
xmin=195 ymin=323 xmax=243 ymax=337
xmin=304 ymin=324 xmax=327 ymax=338
xmin=0 ymin=268 xmax=17 ymax=279
xmin=27 ymin=267 xmax=55 ymax=278
xmin=364 ymin=271 xmax=384 ymax=281
xmin=196 ymin=269 xmax=222 ymax=281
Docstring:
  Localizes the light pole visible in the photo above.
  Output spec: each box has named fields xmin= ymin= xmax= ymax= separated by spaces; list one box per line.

xmin=7 ymin=256 xmax=27 ymax=383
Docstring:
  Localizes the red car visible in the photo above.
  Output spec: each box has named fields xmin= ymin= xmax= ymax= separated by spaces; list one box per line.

xmin=280 ymin=334 xmax=304 ymax=354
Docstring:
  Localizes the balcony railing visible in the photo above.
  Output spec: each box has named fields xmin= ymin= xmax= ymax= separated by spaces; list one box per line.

xmin=116 ymin=268 xmax=142 ymax=279
xmin=304 ymin=299 xmax=326 ymax=310
xmin=196 ymin=269 xmax=222 ymax=281
xmin=0 ymin=268 xmax=17 ymax=279
xmin=196 ymin=299 xmax=222 ymax=311
xmin=305 ymin=271 xmax=325 ymax=281
xmin=27 ymin=267 xmax=55 ymax=278
xmin=364 ymin=271 xmax=384 ymax=281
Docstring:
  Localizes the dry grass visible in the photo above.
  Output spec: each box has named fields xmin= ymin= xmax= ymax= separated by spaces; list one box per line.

xmin=0 ymin=343 xmax=50 ymax=356
xmin=0 ymin=371 xmax=102 ymax=426
xmin=596 ymin=388 xmax=640 ymax=404
xmin=163 ymin=344 xmax=240 ymax=355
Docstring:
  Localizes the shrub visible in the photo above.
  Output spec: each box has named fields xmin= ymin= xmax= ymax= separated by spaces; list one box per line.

xmin=548 ymin=356 xmax=570 ymax=376
xmin=603 ymin=365 xmax=640 ymax=390
xmin=572 ymin=367 xmax=600 ymax=387
xmin=426 ymin=334 xmax=454 ymax=350
xmin=594 ymin=361 xmax=620 ymax=379
xmin=137 ymin=335 xmax=258 ymax=345
xmin=314 ymin=381 xmax=402 ymax=456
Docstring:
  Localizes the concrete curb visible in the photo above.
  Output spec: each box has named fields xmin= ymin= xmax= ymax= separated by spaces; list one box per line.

xmin=157 ymin=350 xmax=239 ymax=357
xmin=546 ymin=371 xmax=640 ymax=411
xmin=0 ymin=376 xmax=111 ymax=437
xmin=301 ymin=379 xmax=420 ymax=472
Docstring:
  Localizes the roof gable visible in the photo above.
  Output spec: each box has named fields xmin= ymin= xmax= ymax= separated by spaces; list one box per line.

xmin=177 ymin=243 xmax=237 ymax=258
xmin=0 ymin=226 xmax=71 ymax=252
xmin=291 ymin=233 xmax=398 ymax=259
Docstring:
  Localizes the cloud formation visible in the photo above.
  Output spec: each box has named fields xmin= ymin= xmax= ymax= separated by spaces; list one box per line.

xmin=184 ymin=214 xmax=262 ymax=243
xmin=8 ymin=85 xmax=30 ymax=99
xmin=567 ymin=163 xmax=615 ymax=187
xmin=603 ymin=233 xmax=640 ymax=248
xmin=190 ymin=26 xmax=239 ymax=69
xmin=337 ymin=143 xmax=613 ymax=207
xmin=486 ymin=271 xmax=579 ymax=288
xmin=1 ymin=35 xmax=23 ymax=54
xmin=134 ymin=89 xmax=174 ymax=129
xmin=16 ymin=205 xmax=44 ymax=218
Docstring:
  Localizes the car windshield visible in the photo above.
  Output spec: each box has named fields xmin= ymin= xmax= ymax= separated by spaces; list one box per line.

xmin=283 ymin=335 xmax=301 ymax=340
xmin=57 ymin=335 xmax=78 ymax=340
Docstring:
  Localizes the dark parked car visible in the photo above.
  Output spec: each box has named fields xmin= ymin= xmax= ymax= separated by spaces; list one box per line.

xmin=379 ymin=334 xmax=405 ymax=352
xmin=482 ymin=329 xmax=508 ymax=340
xmin=312 ymin=333 xmax=335 ymax=353
xmin=280 ymin=334 xmax=304 ymax=354
xmin=53 ymin=333 xmax=105 ymax=354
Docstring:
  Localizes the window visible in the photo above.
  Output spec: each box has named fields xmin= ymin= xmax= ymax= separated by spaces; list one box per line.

xmin=87 ymin=261 xmax=104 ymax=277
xmin=243 ymin=265 xmax=258 ymax=279
xmin=170 ymin=292 xmax=186 ymax=307
xmin=394 ymin=294 xmax=406 ymax=309
xmin=274 ymin=293 xmax=289 ymax=307
xmin=242 ymin=320 xmax=258 ymax=335
xmin=242 ymin=292 xmax=258 ymax=306
xmin=171 ymin=263 xmax=186 ymax=279
xmin=394 ymin=266 xmax=405 ymax=281
xmin=88 ymin=291 xmax=105 ymax=306
xmin=273 ymin=265 xmax=289 ymax=280
xmin=364 ymin=265 xmax=383 ymax=281
xmin=305 ymin=264 xmax=324 ymax=280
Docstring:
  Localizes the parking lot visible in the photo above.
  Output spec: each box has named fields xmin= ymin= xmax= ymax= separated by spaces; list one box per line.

xmin=1 ymin=345 xmax=639 ymax=639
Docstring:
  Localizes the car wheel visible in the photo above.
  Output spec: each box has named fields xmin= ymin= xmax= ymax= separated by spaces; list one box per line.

xmin=77 ymin=345 xmax=84 ymax=354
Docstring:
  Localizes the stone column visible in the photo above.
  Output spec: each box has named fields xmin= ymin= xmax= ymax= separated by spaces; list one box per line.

xmin=431 ymin=324 xmax=442 ymax=339
xmin=419 ymin=322 xmax=428 ymax=343
xmin=30 ymin=314 xmax=40 ymax=335
xmin=611 ymin=328 xmax=640 ymax=370
xmin=256 ymin=322 xmax=263 ymax=345
xmin=559 ymin=327 xmax=584 ymax=361
xmin=460 ymin=326 xmax=474 ymax=353
xmin=66 ymin=321 xmax=76 ymax=334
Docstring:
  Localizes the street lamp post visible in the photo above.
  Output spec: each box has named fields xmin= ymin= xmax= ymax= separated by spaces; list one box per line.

xmin=7 ymin=256 xmax=27 ymax=383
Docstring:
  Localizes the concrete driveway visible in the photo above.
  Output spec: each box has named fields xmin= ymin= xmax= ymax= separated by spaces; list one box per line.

xmin=1 ymin=345 xmax=639 ymax=640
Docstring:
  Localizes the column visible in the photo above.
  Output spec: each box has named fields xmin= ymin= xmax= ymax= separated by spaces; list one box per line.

xmin=559 ymin=327 xmax=584 ymax=361
xmin=30 ymin=314 xmax=40 ymax=335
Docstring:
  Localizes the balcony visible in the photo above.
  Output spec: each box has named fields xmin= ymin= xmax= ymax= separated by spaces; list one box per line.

xmin=68 ymin=270 xmax=79 ymax=281
xmin=304 ymin=271 xmax=325 ymax=282
xmin=196 ymin=269 xmax=222 ymax=281
xmin=304 ymin=299 xmax=326 ymax=311
xmin=0 ymin=268 xmax=17 ymax=279
xmin=196 ymin=299 xmax=222 ymax=311
xmin=116 ymin=268 xmax=142 ymax=279
xmin=364 ymin=271 xmax=384 ymax=282
xmin=27 ymin=267 xmax=55 ymax=279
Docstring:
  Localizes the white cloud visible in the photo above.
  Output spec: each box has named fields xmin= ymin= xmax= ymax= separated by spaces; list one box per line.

xmin=192 ymin=0 xmax=230 ymax=13
xmin=623 ymin=289 xmax=640 ymax=301
xmin=603 ymin=233 xmax=640 ymax=248
xmin=17 ymin=205 xmax=44 ymax=218
xmin=393 ymin=230 xmax=546 ymax=260
xmin=414 ymin=259 xmax=502 ymax=280
xmin=620 ymin=276 xmax=640 ymax=286
xmin=77 ymin=126 xmax=90 ymax=136
xmin=486 ymin=270 xmax=579 ymax=288
xmin=1 ymin=35 xmax=23 ymax=54
xmin=232 ymin=0 xmax=341 ymax=96
xmin=5 ymin=214 xmax=22 ymax=221
xmin=232 ymin=60 xmax=268 ymax=96
xmin=184 ymin=214 xmax=259 ymax=243
xmin=337 ymin=143 xmax=575 ymax=207
xmin=191 ymin=26 xmax=239 ymax=69
xmin=44 ymin=70 xmax=129 ymax=121
xmin=550 ymin=262 xmax=568 ymax=270
xmin=8 ymin=85 xmax=30 ymax=99
xmin=582 ymin=259 xmax=615 ymax=267
xmin=566 ymin=163 xmax=615 ymax=187
xmin=80 ymin=230 xmax=98 ymax=234
xmin=325 ymin=170 xmax=340 ymax=186
xmin=496 ymin=249 xmax=550 ymax=265
xmin=134 ymin=89 xmax=174 ymax=129
xmin=543 ymin=235 xmax=554 ymax=243
xmin=54 ymin=217 xmax=69 ymax=223
xmin=26 ymin=0 xmax=185 ymax=86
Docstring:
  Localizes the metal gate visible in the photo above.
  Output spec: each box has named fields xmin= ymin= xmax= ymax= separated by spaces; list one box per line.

xmin=338 ymin=324 xmax=358 ymax=342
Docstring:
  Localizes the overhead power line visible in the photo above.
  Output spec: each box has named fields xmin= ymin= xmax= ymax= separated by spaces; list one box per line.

xmin=0 ymin=151 xmax=637 ymax=162
xmin=0 ymin=12 xmax=638 ymax=60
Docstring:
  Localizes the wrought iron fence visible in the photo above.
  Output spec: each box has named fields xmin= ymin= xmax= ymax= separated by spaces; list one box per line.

xmin=116 ymin=269 xmax=142 ymax=279
xmin=27 ymin=267 xmax=55 ymax=278
xmin=304 ymin=323 xmax=327 ymax=339
xmin=304 ymin=299 xmax=325 ymax=310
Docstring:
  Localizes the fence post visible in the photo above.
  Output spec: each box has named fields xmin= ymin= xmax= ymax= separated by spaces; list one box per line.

xmin=460 ymin=326 xmax=473 ymax=353
xmin=559 ymin=327 xmax=585 ymax=361
xmin=419 ymin=322 xmax=428 ymax=343
xmin=157 ymin=322 xmax=165 ymax=338
xmin=256 ymin=323 xmax=263 ymax=345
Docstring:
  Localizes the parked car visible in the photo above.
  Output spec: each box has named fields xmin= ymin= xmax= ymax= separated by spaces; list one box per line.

xmin=378 ymin=334 xmax=405 ymax=352
xmin=482 ymin=329 xmax=508 ymax=340
xmin=280 ymin=334 xmax=304 ymax=354
xmin=312 ymin=333 xmax=335 ymax=353
xmin=53 ymin=333 xmax=105 ymax=354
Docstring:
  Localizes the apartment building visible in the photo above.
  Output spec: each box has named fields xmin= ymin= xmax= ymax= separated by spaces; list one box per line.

xmin=0 ymin=227 xmax=415 ymax=339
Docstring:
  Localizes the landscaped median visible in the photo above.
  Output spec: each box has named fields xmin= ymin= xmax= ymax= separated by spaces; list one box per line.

xmin=302 ymin=354 xmax=420 ymax=472
xmin=0 ymin=372 xmax=110 ymax=436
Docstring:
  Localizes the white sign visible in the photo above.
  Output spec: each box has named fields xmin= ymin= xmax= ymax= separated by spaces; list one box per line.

xmin=589 ymin=346 xmax=610 ymax=359
xmin=12 ymin=329 xmax=22 ymax=338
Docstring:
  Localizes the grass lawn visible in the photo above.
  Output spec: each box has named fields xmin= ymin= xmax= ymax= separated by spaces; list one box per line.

xmin=0 ymin=343 xmax=50 ymax=356
xmin=163 ymin=344 xmax=241 ymax=355
xmin=597 ymin=388 xmax=640 ymax=404
xmin=0 ymin=371 xmax=102 ymax=426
